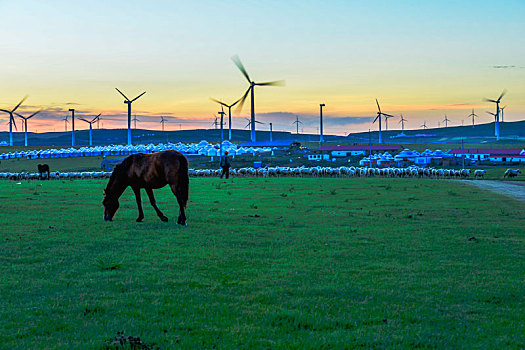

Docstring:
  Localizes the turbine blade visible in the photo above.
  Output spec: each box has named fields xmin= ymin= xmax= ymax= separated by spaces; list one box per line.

xmin=231 ymin=96 xmax=243 ymax=107
xmin=256 ymin=80 xmax=285 ymax=87
xmin=210 ymin=97 xmax=227 ymax=107
xmin=483 ymin=98 xmax=497 ymax=103
xmin=234 ymin=87 xmax=251 ymax=114
xmin=79 ymin=118 xmax=90 ymax=123
xmin=11 ymin=116 xmax=17 ymax=131
xmin=231 ymin=55 xmax=251 ymax=83
xmin=0 ymin=109 xmax=10 ymax=114
xmin=373 ymin=115 xmax=379 ymax=123
xmin=497 ymin=89 xmax=507 ymax=102
xmin=115 ymin=88 xmax=130 ymax=101
xmin=93 ymin=113 xmax=102 ymax=122
xmin=12 ymin=95 xmax=29 ymax=113
xmin=255 ymin=120 xmax=264 ymax=124
xmin=376 ymin=99 xmax=381 ymax=113
xmin=131 ymin=91 xmax=146 ymax=102
xmin=28 ymin=110 xmax=42 ymax=118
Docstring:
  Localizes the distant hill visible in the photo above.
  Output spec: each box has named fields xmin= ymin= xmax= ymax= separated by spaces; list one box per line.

xmin=346 ymin=120 xmax=525 ymax=144
xmin=0 ymin=128 xmax=346 ymax=147
xmin=0 ymin=120 xmax=524 ymax=147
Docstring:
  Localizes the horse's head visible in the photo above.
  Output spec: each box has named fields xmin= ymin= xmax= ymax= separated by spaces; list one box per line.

xmin=103 ymin=190 xmax=119 ymax=221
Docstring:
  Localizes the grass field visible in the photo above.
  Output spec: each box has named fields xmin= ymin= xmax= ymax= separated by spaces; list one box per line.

xmin=1 ymin=178 xmax=524 ymax=349
xmin=1 ymin=155 xmax=524 ymax=183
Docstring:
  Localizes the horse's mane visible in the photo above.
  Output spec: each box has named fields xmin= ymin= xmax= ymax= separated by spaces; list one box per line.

xmin=105 ymin=156 xmax=133 ymax=196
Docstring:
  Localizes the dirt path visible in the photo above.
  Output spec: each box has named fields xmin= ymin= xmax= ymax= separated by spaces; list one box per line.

xmin=460 ymin=180 xmax=525 ymax=201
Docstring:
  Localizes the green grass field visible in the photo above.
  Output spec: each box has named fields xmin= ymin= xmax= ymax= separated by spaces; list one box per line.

xmin=1 ymin=178 xmax=524 ymax=349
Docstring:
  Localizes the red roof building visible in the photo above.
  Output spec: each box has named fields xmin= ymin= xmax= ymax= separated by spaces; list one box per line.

xmin=317 ymin=144 xmax=403 ymax=157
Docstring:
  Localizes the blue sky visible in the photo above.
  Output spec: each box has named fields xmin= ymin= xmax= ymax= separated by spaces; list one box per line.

xmin=0 ymin=0 xmax=523 ymax=134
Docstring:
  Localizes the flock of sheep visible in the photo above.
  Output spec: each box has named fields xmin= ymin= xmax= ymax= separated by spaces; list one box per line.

xmin=0 ymin=166 xmax=521 ymax=181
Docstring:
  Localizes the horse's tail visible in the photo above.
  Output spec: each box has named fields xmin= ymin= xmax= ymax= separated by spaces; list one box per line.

xmin=177 ymin=155 xmax=189 ymax=207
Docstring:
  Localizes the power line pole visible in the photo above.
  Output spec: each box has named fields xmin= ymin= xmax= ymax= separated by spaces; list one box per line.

xmin=320 ymin=103 xmax=325 ymax=143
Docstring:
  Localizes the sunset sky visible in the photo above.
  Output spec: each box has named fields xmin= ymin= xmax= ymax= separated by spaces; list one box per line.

xmin=0 ymin=0 xmax=524 ymax=136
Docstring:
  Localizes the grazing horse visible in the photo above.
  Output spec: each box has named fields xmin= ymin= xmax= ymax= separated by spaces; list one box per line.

xmin=37 ymin=164 xmax=50 ymax=180
xmin=102 ymin=150 xmax=189 ymax=225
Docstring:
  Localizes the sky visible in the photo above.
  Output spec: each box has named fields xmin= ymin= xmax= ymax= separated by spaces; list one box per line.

xmin=0 ymin=0 xmax=524 ymax=136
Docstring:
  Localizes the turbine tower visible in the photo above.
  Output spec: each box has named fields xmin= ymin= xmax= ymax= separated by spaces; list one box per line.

xmin=231 ymin=55 xmax=284 ymax=142
xmin=468 ymin=109 xmax=478 ymax=128
xmin=69 ymin=109 xmax=76 ymax=146
xmin=319 ymin=103 xmax=325 ymax=143
xmin=374 ymin=99 xmax=396 ymax=144
xmin=443 ymin=115 xmax=450 ymax=128
xmin=292 ymin=115 xmax=302 ymax=135
xmin=115 ymin=88 xmax=146 ymax=145
xmin=269 ymin=122 xmax=273 ymax=142
xmin=484 ymin=90 xmax=506 ymax=140
xmin=399 ymin=114 xmax=407 ymax=133
xmin=79 ymin=113 xmax=101 ymax=146
xmin=15 ymin=110 xmax=41 ymax=146
xmin=0 ymin=96 xmax=28 ymax=146
xmin=210 ymin=97 xmax=242 ymax=140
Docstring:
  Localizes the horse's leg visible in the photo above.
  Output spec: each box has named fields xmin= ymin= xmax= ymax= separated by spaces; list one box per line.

xmin=169 ymin=184 xmax=187 ymax=226
xmin=132 ymin=186 xmax=145 ymax=222
xmin=145 ymin=188 xmax=168 ymax=222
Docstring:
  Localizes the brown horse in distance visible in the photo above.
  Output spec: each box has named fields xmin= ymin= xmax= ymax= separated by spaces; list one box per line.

xmin=103 ymin=150 xmax=189 ymax=225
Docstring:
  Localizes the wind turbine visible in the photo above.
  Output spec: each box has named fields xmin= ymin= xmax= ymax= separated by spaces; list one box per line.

xmin=62 ymin=115 xmax=69 ymax=132
xmin=292 ymin=115 xmax=303 ymax=135
xmin=500 ymin=105 xmax=506 ymax=122
xmin=399 ymin=114 xmax=407 ymax=133
xmin=269 ymin=122 xmax=273 ymax=142
xmin=384 ymin=114 xmax=396 ymax=131
xmin=468 ymin=109 xmax=478 ymax=128
xmin=15 ymin=110 xmax=41 ymax=146
xmin=210 ymin=97 xmax=242 ymax=140
xmin=373 ymin=99 xmax=396 ymax=144
xmin=231 ymin=55 xmax=284 ymax=142
xmin=132 ymin=114 xmax=140 ymax=129
xmin=245 ymin=118 xmax=263 ymax=130
xmin=79 ymin=113 xmax=101 ymax=146
xmin=484 ymin=90 xmax=506 ymax=140
xmin=0 ymin=96 xmax=28 ymax=146
xmin=212 ymin=115 xmax=220 ymax=130
xmin=421 ymin=121 xmax=428 ymax=130
xmin=115 ymin=88 xmax=146 ymax=145
xmin=160 ymin=116 xmax=166 ymax=131
xmin=443 ymin=115 xmax=451 ymax=128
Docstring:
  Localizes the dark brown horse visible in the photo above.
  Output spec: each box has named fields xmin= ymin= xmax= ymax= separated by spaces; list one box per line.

xmin=37 ymin=164 xmax=50 ymax=180
xmin=102 ymin=150 xmax=189 ymax=225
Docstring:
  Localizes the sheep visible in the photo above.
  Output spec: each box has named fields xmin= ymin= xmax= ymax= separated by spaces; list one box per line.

xmin=474 ymin=170 xmax=486 ymax=179
xmin=504 ymin=169 xmax=521 ymax=178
